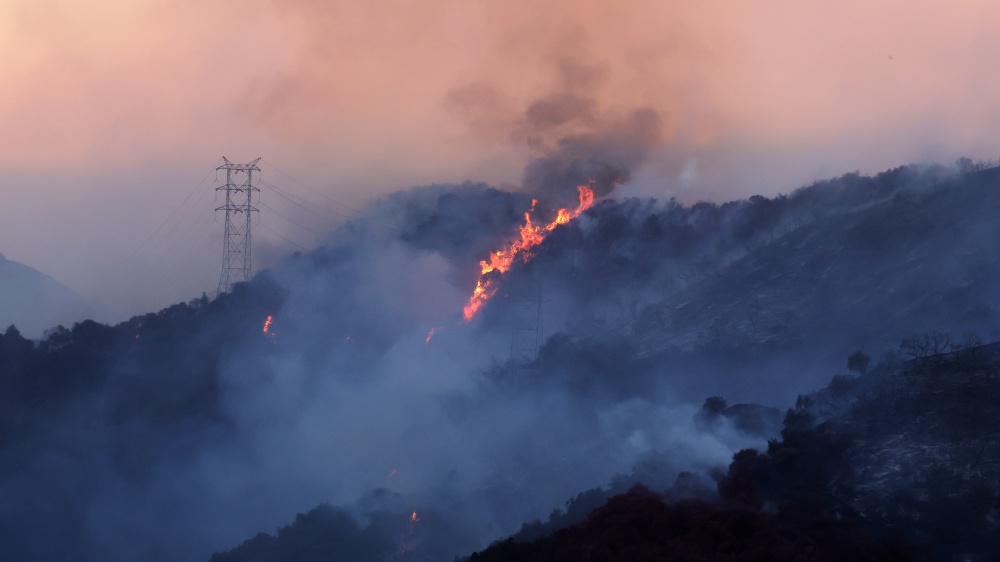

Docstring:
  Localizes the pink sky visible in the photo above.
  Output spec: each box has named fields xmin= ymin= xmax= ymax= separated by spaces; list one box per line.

xmin=2 ymin=0 xmax=999 ymax=321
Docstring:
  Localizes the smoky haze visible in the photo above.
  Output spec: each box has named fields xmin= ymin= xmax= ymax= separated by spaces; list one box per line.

xmin=0 ymin=102 xmax=786 ymax=560
xmin=2 ymin=1 xmax=1000 ymax=559
xmin=3 ymin=1 xmax=1000 ymax=321
xmin=0 ymin=189 xmax=767 ymax=561
xmin=5 ymin=142 xmax=1000 ymax=560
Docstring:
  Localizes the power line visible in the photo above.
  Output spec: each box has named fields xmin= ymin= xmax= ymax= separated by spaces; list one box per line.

xmin=116 ymin=161 xmax=220 ymax=268
xmin=143 ymin=208 xmax=220 ymax=302
xmin=158 ymin=209 xmax=220 ymax=272
xmin=144 ymin=190 xmax=217 ymax=256
xmin=258 ymin=221 xmax=307 ymax=251
xmin=257 ymin=199 xmax=324 ymax=235
xmin=109 ymin=162 xmax=222 ymax=313
xmin=259 ymin=158 xmax=359 ymax=215
xmin=111 ymin=158 xmax=353 ymax=315
xmin=259 ymin=178 xmax=349 ymax=222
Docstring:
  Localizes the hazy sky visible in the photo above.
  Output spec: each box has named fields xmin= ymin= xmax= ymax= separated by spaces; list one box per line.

xmin=2 ymin=0 xmax=999 ymax=321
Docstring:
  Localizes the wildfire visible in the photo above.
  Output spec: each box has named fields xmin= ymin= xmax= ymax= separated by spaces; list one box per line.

xmin=425 ymin=327 xmax=437 ymax=343
xmin=262 ymin=315 xmax=273 ymax=334
xmin=463 ymin=185 xmax=594 ymax=321
xmin=410 ymin=510 xmax=420 ymax=523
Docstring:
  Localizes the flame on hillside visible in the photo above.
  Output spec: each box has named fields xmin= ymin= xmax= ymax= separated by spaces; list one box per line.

xmin=463 ymin=185 xmax=594 ymax=321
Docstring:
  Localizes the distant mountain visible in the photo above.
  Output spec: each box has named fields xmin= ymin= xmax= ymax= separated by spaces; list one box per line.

xmin=0 ymin=252 xmax=93 ymax=338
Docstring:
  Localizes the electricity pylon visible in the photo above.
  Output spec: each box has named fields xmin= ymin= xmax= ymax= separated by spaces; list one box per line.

xmin=216 ymin=157 xmax=260 ymax=296
xmin=509 ymin=266 xmax=544 ymax=365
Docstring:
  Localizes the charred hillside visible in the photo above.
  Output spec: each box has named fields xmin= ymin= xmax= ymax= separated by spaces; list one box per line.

xmin=2 ymin=162 xmax=1000 ymax=561
xmin=491 ymin=163 xmax=1000 ymax=403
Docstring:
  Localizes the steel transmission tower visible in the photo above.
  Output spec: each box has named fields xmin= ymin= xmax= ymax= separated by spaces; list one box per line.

xmin=509 ymin=266 xmax=544 ymax=364
xmin=216 ymin=157 xmax=260 ymax=296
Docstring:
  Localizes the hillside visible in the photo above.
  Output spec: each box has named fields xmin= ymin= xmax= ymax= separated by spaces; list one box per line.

xmin=419 ymin=342 xmax=1000 ymax=562
xmin=504 ymin=164 xmax=1000 ymax=403
xmin=466 ymin=485 xmax=928 ymax=562
xmin=0 ymin=252 xmax=94 ymax=338
xmin=1 ymin=162 xmax=1000 ymax=561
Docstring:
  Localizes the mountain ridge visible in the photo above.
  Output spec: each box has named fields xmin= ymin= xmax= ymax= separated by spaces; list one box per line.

xmin=0 ymin=252 xmax=95 ymax=338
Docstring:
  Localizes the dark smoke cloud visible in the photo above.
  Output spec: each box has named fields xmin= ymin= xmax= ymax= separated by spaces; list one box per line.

xmin=448 ymin=56 xmax=665 ymax=208
xmin=521 ymin=106 xmax=663 ymax=205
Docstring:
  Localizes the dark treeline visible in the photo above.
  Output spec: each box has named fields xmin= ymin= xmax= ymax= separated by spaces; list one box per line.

xmin=717 ymin=341 xmax=1000 ymax=559
xmin=0 ymin=282 xmax=281 ymax=439
xmin=0 ymin=281 xmax=284 ymax=561
xmin=459 ymin=338 xmax=1000 ymax=561
xmin=466 ymin=485 xmax=929 ymax=562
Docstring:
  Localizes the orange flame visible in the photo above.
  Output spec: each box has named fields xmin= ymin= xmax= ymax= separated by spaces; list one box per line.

xmin=425 ymin=327 xmax=437 ymax=343
xmin=411 ymin=510 xmax=419 ymax=523
xmin=463 ymin=186 xmax=594 ymax=321
xmin=262 ymin=315 xmax=273 ymax=334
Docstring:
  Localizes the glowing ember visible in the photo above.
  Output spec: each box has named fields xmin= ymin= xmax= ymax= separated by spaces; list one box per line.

xmin=425 ymin=327 xmax=437 ymax=343
xmin=463 ymin=185 xmax=594 ymax=321
xmin=410 ymin=510 xmax=419 ymax=523
xmin=262 ymin=315 xmax=273 ymax=334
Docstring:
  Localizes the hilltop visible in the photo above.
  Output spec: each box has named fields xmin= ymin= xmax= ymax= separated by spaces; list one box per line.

xmin=0 ymin=252 xmax=95 ymax=338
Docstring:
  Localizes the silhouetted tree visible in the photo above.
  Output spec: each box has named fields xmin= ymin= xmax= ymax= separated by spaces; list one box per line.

xmin=847 ymin=350 xmax=870 ymax=375
xmin=900 ymin=331 xmax=952 ymax=359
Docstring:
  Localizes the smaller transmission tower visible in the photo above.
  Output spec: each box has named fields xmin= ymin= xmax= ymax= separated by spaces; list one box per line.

xmin=216 ymin=157 xmax=260 ymax=296
xmin=509 ymin=266 xmax=544 ymax=365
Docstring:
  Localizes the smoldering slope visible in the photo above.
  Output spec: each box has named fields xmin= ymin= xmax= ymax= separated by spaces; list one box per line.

xmin=203 ymin=186 xmax=764 ymax=558
xmin=0 ymin=62 xmax=765 ymax=561
xmin=0 ymin=181 xmax=769 ymax=562
xmin=14 ymin=157 xmax=996 ymax=560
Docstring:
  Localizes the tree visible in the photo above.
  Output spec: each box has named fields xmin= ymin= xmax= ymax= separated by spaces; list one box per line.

xmin=701 ymin=396 xmax=728 ymax=415
xmin=900 ymin=331 xmax=952 ymax=359
xmin=847 ymin=350 xmax=871 ymax=375
xmin=695 ymin=396 xmax=728 ymax=428
xmin=717 ymin=449 xmax=767 ymax=509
